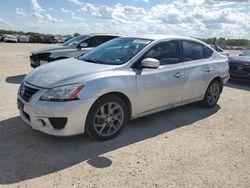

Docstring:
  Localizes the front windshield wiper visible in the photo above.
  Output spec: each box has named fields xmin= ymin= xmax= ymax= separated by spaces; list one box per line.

xmin=81 ymin=58 xmax=105 ymax=64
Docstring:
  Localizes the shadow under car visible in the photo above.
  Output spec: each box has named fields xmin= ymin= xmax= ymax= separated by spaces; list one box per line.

xmin=0 ymin=103 xmax=220 ymax=184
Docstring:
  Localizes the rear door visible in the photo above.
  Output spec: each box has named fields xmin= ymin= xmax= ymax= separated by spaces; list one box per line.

xmin=181 ymin=40 xmax=208 ymax=102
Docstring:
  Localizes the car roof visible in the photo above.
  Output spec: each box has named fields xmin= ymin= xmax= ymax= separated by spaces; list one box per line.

xmin=84 ymin=33 xmax=122 ymax=37
xmin=131 ymin=34 xmax=205 ymax=43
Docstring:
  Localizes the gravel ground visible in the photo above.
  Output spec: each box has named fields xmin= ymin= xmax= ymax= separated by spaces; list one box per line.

xmin=0 ymin=43 xmax=249 ymax=188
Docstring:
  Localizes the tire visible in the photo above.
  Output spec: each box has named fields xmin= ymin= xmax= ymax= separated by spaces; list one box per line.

xmin=85 ymin=95 xmax=128 ymax=141
xmin=201 ymin=79 xmax=222 ymax=108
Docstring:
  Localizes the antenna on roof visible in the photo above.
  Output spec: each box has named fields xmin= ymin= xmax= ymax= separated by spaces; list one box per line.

xmin=213 ymin=37 xmax=218 ymax=51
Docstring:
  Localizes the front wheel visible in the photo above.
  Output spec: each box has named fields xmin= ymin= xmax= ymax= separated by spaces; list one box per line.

xmin=201 ymin=80 xmax=222 ymax=108
xmin=85 ymin=95 xmax=128 ymax=141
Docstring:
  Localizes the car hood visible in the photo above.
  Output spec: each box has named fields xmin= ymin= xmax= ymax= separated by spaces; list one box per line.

xmin=229 ymin=56 xmax=250 ymax=65
xmin=31 ymin=45 xmax=76 ymax=54
xmin=24 ymin=58 xmax=117 ymax=88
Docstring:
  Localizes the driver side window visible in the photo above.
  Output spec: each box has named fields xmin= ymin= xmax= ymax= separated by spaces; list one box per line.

xmin=143 ymin=40 xmax=180 ymax=65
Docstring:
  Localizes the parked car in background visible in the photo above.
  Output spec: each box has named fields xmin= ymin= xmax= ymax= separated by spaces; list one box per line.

xmin=210 ymin=45 xmax=229 ymax=56
xmin=228 ymin=50 xmax=250 ymax=81
xmin=3 ymin=35 xmax=18 ymax=43
xmin=55 ymin=37 xmax=67 ymax=43
xmin=1 ymin=34 xmax=7 ymax=41
xmin=17 ymin=35 xmax=29 ymax=43
xmin=42 ymin=36 xmax=59 ymax=44
xmin=29 ymin=35 xmax=44 ymax=43
xmin=18 ymin=35 xmax=229 ymax=140
xmin=30 ymin=33 xmax=121 ymax=68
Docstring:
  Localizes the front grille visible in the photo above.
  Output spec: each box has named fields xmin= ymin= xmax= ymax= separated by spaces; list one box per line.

xmin=30 ymin=54 xmax=40 ymax=63
xmin=20 ymin=84 xmax=39 ymax=102
xmin=229 ymin=63 xmax=250 ymax=75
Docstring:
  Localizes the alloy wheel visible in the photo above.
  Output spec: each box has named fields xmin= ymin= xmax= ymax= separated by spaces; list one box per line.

xmin=93 ymin=102 xmax=124 ymax=137
xmin=207 ymin=83 xmax=220 ymax=106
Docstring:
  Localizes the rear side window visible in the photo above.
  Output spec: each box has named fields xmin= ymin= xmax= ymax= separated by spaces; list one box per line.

xmin=182 ymin=41 xmax=205 ymax=61
xmin=85 ymin=36 xmax=104 ymax=47
xmin=204 ymin=46 xmax=213 ymax=58
xmin=103 ymin=36 xmax=119 ymax=42
xmin=143 ymin=40 xmax=180 ymax=65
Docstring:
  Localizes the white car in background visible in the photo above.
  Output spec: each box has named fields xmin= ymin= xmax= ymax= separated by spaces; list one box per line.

xmin=30 ymin=33 xmax=121 ymax=68
xmin=4 ymin=35 xmax=18 ymax=43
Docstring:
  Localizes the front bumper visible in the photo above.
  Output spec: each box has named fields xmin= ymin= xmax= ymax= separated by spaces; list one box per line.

xmin=17 ymin=90 xmax=97 ymax=136
xmin=229 ymin=63 xmax=250 ymax=81
xmin=230 ymin=73 xmax=250 ymax=81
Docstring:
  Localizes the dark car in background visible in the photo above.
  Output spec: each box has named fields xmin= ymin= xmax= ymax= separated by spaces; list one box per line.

xmin=43 ymin=36 xmax=59 ymax=44
xmin=17 ymin=35 xmax=29 ymax=43
xmin=29 ymin=35 xmax=44 ymax=43
xmin=30 ymin=33 xmax=121 ymax=68
xmin=228 ymin=50 xmax=250 ymax=81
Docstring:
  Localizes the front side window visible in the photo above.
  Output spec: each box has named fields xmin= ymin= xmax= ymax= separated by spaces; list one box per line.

xmin=182 ymin=41 xmax=205 ymax=61
xmin=79 ymin=37 xmax=152 ymax=65
xmin=143 ymin=40 xmax=180 ymax=65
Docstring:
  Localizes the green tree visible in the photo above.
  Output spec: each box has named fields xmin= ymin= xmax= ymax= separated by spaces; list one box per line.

xmin=73 ymin=33 xmax=80 ymax=37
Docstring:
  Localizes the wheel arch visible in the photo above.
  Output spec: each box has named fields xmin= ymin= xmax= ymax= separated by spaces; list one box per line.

xmin=202 ymin=76 xmax=224 ymax=99
xmin=92 ymin=92 xmax=132 ymax=120
xmin=210 ymin=76 xmax=223 ymax=93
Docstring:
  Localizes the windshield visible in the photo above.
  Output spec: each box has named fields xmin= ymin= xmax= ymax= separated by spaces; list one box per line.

xmin=62 ymin=35 xmax=88 ymax=46
xmin=79 ymin=37 xmax=152 ymax=65
xmin=242 ymin=50 xmax=250 ymax=56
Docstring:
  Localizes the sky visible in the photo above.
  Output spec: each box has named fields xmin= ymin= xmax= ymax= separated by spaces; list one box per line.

xmin=0 ymin=0 xmax=249 ymax=38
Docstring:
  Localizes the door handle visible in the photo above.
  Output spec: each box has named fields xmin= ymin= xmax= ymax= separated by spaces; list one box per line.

xmin=205 ymin=67 xmax=213 ymax=72
xmin=173 ymin=72 xmax=181 ymax=78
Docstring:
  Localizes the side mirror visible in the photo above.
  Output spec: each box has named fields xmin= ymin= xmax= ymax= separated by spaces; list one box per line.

xmin=141 ymin=58 xmax=160 ymax=69
xmin=79 ymin=43 xmax=88 ymax=48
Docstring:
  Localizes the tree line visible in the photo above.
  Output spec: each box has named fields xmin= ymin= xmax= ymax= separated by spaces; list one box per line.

xmin=199 ymin=37 xmax=250 ymax=47
xmin=0 ymin=29 xmax=249 ymax=46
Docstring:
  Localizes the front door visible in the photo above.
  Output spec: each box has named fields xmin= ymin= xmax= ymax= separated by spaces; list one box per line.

xmin=135 ymin=40 xmax=185 ymax=114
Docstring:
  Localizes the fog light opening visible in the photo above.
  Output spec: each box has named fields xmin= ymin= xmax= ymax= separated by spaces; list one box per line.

xmin=38 ymin=119 xmax=46 ymax=127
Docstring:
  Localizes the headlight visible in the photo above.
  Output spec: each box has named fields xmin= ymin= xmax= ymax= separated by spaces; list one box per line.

xmin=40 ymin=84 xmax=84 ymax=101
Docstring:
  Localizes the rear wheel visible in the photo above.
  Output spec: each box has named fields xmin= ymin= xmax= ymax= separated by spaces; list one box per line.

xmin=86 ymin=95 xmax=128 ymax=141
xmin=201 ymin=79 xmax=222 ymax=108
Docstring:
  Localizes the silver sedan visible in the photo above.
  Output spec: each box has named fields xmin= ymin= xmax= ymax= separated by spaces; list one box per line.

xmin=17 ymin=35 xmax=230 ymax=140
